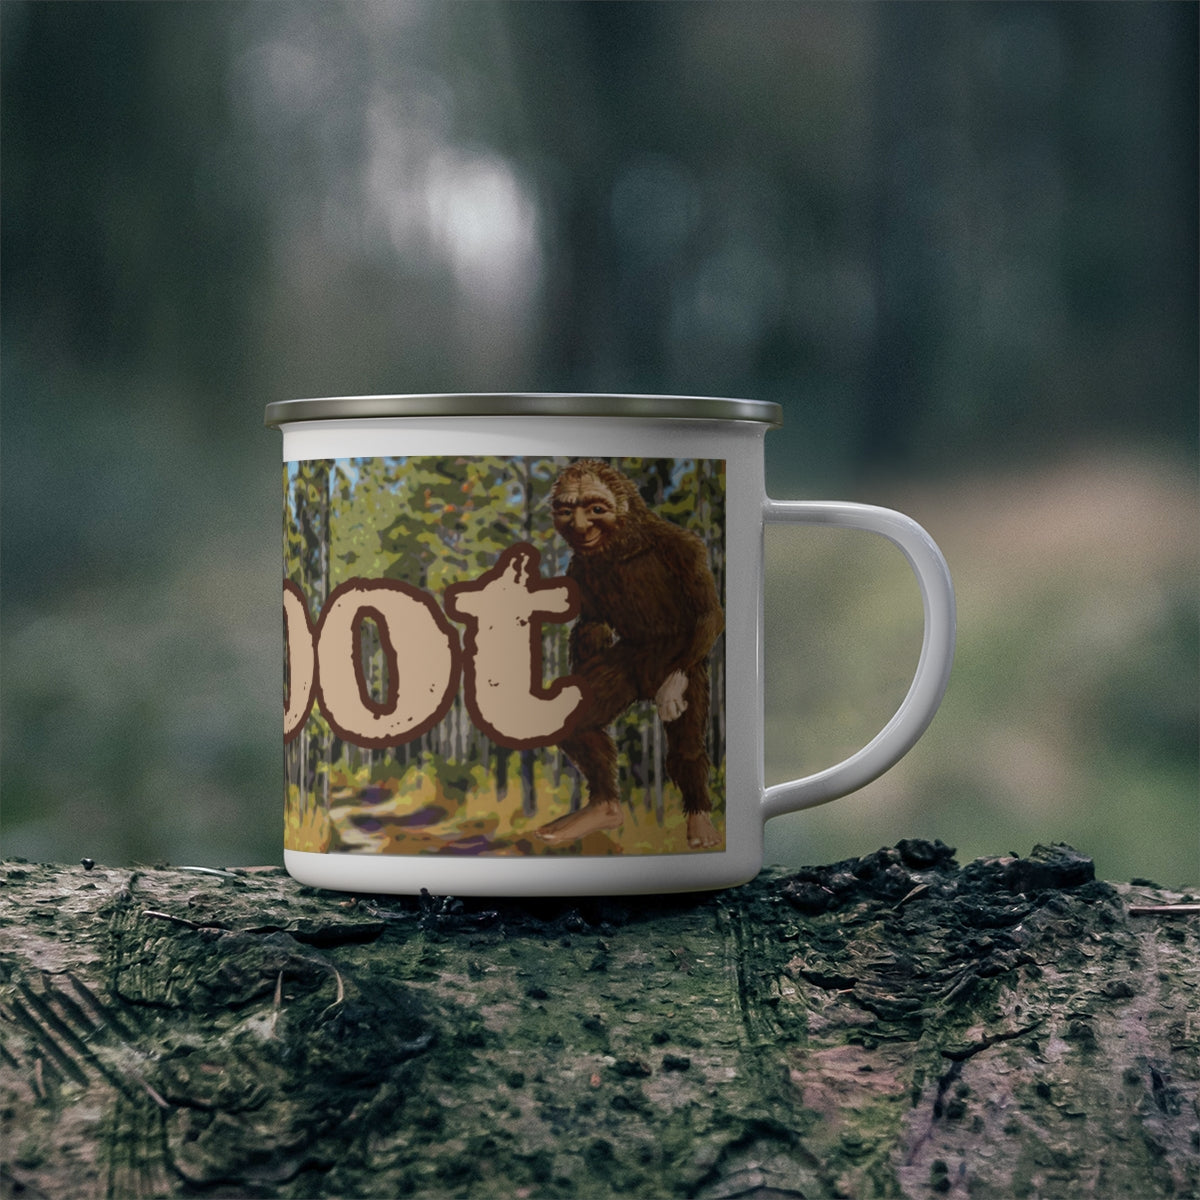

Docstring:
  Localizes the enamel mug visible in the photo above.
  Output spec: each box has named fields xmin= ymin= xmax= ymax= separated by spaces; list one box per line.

xmin=264 ymin=394 xmax=955 ymax=896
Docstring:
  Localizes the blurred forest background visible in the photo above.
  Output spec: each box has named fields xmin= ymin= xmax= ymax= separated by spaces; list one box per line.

xmin=2 ymin=1 xmax=1196 ymax=885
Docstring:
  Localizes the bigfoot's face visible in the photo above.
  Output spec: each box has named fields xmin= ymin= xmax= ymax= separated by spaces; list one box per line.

xmin=552 ymin=473 xmax=621 ymax=555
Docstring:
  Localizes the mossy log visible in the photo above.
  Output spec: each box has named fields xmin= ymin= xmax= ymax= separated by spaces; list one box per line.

xmin=2 ymin=843 xmax=1197 ymax=1200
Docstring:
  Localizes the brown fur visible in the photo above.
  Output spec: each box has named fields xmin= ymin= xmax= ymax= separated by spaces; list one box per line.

xmin=555 ymin=462 xmax=724 ymax=815
xmin=552 ymin=459 xmax=644 ymax=517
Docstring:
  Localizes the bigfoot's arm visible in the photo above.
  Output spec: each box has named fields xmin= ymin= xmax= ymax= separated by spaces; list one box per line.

xmin=570 ymin=619 xmax=614 ymax=665
xmin=654 ymin=670 xmax=689 ymax=721
xmin=658 ymin=535 xmax=724 ymax=681
xmin=568 ymin=589 xmax=614 ymax=667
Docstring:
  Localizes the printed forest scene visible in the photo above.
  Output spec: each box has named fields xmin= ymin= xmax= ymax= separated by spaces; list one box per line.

xmin=284 ymin=456 xmax=727 ymax=858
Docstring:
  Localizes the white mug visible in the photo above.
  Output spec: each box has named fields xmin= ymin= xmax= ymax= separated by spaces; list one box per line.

xmin=265 ymin=394 xmax=955 ymax=896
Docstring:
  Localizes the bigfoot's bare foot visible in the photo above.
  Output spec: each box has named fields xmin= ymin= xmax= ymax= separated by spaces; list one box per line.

xmin=535 ymin=800 xmax=624 ymax=845
xmin=687 ymin=812 xmax=722 ymax=848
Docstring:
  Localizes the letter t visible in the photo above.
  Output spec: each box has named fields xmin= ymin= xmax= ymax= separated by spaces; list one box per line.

xmin=445 ymin=544 xmax=588 ymax=749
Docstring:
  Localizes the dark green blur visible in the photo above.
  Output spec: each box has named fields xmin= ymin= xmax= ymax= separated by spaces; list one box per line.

xmin=2 ymin=2 xmax=1195 ymax=882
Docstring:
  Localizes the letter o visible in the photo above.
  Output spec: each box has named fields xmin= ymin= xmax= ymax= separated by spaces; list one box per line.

xmin=283 ymin=582 xmax=316 ymax=742
xmin=315 ymin=580 xmax=460 ymax=748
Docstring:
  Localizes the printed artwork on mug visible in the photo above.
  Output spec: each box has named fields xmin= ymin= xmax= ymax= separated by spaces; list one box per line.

xmin=282 ymin=456 xmax=727 ymax=858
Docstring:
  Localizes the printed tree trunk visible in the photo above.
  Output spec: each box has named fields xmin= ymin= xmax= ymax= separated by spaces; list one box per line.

xmin=4 ymin=843 xmax=1195 ymax=1200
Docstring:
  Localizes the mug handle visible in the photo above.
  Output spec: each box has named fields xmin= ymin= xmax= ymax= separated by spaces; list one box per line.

xmin=760 ymin=499 xmax=956 ymax=821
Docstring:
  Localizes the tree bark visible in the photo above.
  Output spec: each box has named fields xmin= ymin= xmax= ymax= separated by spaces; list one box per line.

xmin=1 ymin=843 xmax=1196 ymax=1199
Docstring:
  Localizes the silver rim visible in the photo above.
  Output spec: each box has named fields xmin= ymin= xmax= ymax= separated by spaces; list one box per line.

xmin=264 ymin=392 xmax=782 ymax=428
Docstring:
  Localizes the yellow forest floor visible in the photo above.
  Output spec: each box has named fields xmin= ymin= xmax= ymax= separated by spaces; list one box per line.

xmin=286 ymin=757 xmax=725 ymax=858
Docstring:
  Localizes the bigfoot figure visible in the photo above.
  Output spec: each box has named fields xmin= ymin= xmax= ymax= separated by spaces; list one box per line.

xmin=536 ymin=460 xmax=724 ymax=848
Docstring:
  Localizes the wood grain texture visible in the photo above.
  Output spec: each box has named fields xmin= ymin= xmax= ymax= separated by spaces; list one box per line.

xmin=2 ymin=843 xmax=1196 ymax=1199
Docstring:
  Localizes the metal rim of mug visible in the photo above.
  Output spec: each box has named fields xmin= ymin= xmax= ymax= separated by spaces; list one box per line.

xmin=263 ymin=393 xmax=783 ymax=428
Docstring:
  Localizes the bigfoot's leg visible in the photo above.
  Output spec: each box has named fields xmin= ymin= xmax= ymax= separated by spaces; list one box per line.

xmin=664 ymin=663 xmax=722 ymax=848
xmin=537 ymin=653 xmax=638 ymax=845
